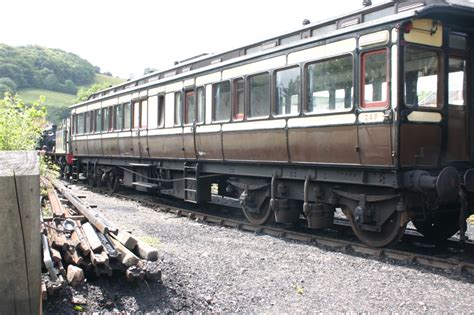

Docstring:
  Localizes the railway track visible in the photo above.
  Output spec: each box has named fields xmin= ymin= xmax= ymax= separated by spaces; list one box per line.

xmin=64 ymin=180 xmax=474 ymax=278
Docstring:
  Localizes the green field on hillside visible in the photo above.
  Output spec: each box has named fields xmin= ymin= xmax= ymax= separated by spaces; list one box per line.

xmin=17 ymin=74 xmax=126 ymax=123
xmin=18 ymin=74 xmax=125 ymax=107
xmin=18 ymin=88 xmax=77 ymax=107
xmin=93 ymin=74 xmax=125 ymax=86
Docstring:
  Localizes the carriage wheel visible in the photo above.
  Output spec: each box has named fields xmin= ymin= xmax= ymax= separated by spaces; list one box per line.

xmin=344 ymin=204 xmax=407 ymax=248
xmin=87 ymin=170 xmax=97 ymax=187
xmin=107 ymin=175 xmax=120 ymax=193
xmin=242 ymin=199 xmax=274 ymax=225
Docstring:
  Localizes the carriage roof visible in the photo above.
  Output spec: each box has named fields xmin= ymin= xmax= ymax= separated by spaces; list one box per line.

xmin=71 ymin=0 xmax=473 ymax=109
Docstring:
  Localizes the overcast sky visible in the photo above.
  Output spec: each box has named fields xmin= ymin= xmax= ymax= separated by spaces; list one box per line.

xmin=0 ymin=0 xmax=382 ymax=79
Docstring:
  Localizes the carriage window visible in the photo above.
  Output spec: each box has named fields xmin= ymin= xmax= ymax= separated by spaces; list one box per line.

xmin=306 ymin=55 xmax=353 ymax=113
xmin=91 ymin=111 xmax=96 ymax=132
xmin=249 ymin=73 xmax=270 ymax=118
xmin=71 ymin=114 xmax=76 ymax=135
xmin=362 ymin=50 xmax=388 ymax=108
xmin=404 ymin=47 xmax=439 ymax=108
xmin=196 ymin=87 xmax=205 ymax=124
xmin=85 ymin=111 xmax=91 ymax=133
xmin=185 ymin=90 xmax=196 ymax=125
xmin=449 ymin=33 xmax=466 ymax=51
xmin=158 ymin=95 xmax=165 ymax=127
xmin=95 ymin=109 xmax=102 ymax=132
xmin=77 ymin=113 xmax=85 ymax=134
xmin=107 ymin=106 xmax=114 ymax=131
xmin=133 ymin=101 xmax=140 ymax=128
xmin=275 ymin=67 xmax=300 ymax=116
xmin=233 ymin=78 xmax=244 ymax=120
xmin=448 ymin=57 xmax=466 ymax=106
xmin=91 ymin=111 xmax=95 ymax=132
xmin=123 ymin=102 xmax=131 ymax=129
xmin=101 ymin=108 xmax=108 ymax=132
xmin=148 ymin=96 xmax=158 ymax=128
xmin=140 ymin=99 xmax=148 ymax=128
xmin=114 ymin=104 xmax=123 ymax=130
xmin=213 ymin=81 xmax=231 ymax=121
xmin=174 ymin=92 xmax=182 ymax=126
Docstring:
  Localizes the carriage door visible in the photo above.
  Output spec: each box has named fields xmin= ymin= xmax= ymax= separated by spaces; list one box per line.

xmin=446 ymin=32 xmax=469 ymax=161
xmin=358 ymin=47 xmax=394 ymax=166
xmin=183 ymin=89 xmax=197 ymax=159
xmin=131 ymin=98 xmax=148 ymax=158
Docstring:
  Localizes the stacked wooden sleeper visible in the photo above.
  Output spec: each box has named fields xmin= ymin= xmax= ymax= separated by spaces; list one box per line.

xmin=40 ymin=177 xmax=160 ymax=298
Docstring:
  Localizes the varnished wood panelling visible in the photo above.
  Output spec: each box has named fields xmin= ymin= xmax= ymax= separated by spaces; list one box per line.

xmin=358 ymin=124 xmax=393 ymax=166
xmin=288 ymin=126 xmax=359 ymax=164
xmin=87 ymin=138 xmax=103 ymax=156
xmin=223 ymin=130 xmax=288 ymax=162
xmin=118 ymin=135 xmax=134 ymax=157
xmin=447 ymin=107 xmax=469 ymax=161
xmin=183 ymin=134 xmax=196 ymax=159
xmin=148 ymin=135 xmax=184 ymax=159
xmin=400 ymin=124 xmax=441 ymax=166
xmin=195 ymin=133 xmax=223 ymax=160
xmin=101 ymin=137 xmax=120 ymax=157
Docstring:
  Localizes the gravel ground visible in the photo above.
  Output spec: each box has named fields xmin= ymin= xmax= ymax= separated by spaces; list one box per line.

xmin=44 ymin=183 xmax=474 ymax=313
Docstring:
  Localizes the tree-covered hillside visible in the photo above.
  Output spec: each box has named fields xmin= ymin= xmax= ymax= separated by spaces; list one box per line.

xmin=0 ymin=44 xmax=95 ymax=95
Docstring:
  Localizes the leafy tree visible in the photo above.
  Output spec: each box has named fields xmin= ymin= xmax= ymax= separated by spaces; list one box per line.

xmin=0 ymin=84 xmax=12 ymax=95
xmin=63 ymin=79 xmax=78 ymax=94
xmin=0 ymin=63 xmax=26 ymax=87
xmin=44 ymin=73 xmax=59 ymax=90
xmin=0 ymin=77 xmax=17 ymax=92
xmin=0 ymin=93 xmax=46 ymax=150
xmin=76 ymin=83 xmax=110 ymax=102
xmin=46 ymin=104 xmax=70 ymax=123
xmin=0 ymin=44 xmax=96 ymax=94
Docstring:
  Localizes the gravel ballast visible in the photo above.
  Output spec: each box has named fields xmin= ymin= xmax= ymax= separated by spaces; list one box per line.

xmin=44 ymin=183 xmax=474 ymax=313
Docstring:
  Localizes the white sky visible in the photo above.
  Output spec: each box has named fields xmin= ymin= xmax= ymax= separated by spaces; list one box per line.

xmin=0 ymin=0 xmax=381 ymax=79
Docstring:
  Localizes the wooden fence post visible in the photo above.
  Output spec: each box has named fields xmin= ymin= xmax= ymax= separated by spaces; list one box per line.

xmin=0 ymin=151 xmax=41 ymax=315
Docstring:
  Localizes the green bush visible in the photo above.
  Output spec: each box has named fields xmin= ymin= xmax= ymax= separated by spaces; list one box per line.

xmin=0 ymin=93 xmax=46 ymax=150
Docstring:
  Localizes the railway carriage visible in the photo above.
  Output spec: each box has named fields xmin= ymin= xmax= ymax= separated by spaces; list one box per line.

xmin=54 ymin=0 xmax=474 ymax=247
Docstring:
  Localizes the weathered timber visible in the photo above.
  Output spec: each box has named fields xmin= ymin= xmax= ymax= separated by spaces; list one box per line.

xmin=48 ymin=226 xmax=69 ymax=251
xmin=90 ymin=251 xmax=112 ymax=276
xmin=135 ymin=239 xmax=159 ymax=261
xmin=109 ymin=237 xmax=140 ymax=267
xmin=82 ymin=222 xmax=103 ymax=253
xmin=0 ymin=151 xmax=41 ymax=315
xmin=57 ymin=260 xmax=66 ymax=277
xmin=114 ymin=230 xmax=138 ymax=250
xmin=50 ymin=248 xmax=62 ymax=263
xmin=66 ymin=265 xmax=84 ymax=287
xmin=41 ymin=283 xmax=47 ymax=301
xmin=125 ymin=266 xmax=145 ymax=282
xmin=63 ymin=248 xmax=84 ymax=266
xmin=71 ymin=224 xmax=91 ymax=255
